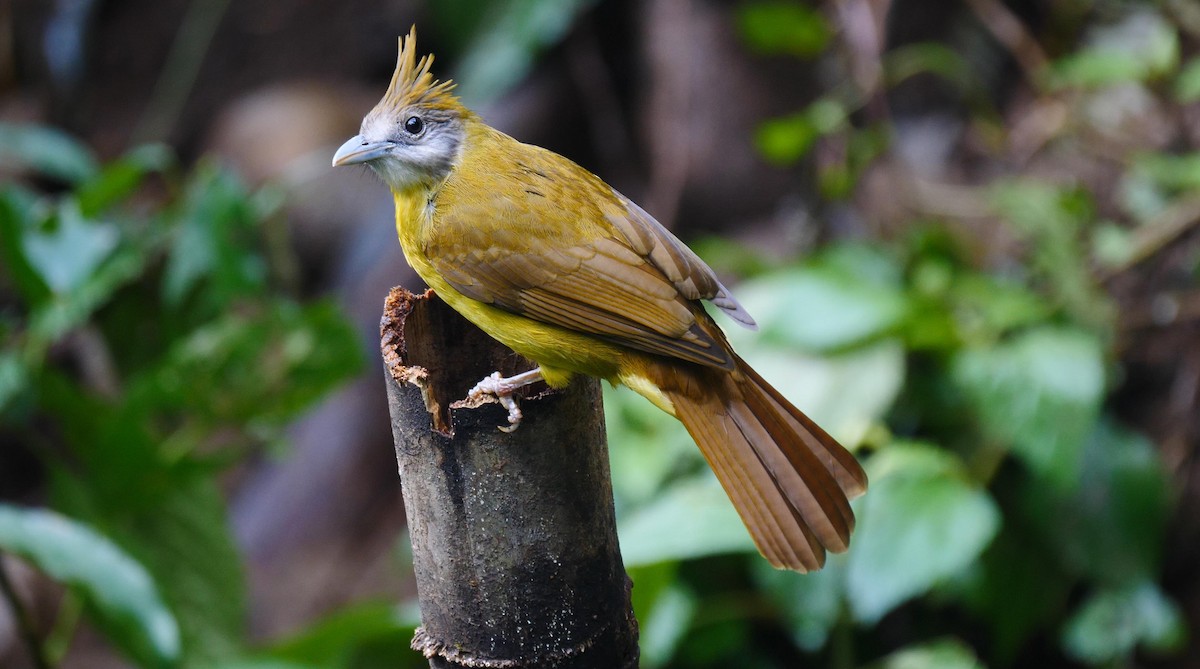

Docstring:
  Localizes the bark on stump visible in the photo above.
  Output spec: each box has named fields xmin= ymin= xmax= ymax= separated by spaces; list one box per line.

xmin=380 ymin=287 xmax=639 ymax=669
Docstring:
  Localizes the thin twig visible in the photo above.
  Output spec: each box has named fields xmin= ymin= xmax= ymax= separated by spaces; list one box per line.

xmin=131 ymin=0 xmax=233 ymax=143
xmin=0 ymin=552 xmax=51 ymax=669
xmin=963 ymin=0 xmax=1050 ymax=82
xmin=1099 ymin=194 xmax=1200 ymax=281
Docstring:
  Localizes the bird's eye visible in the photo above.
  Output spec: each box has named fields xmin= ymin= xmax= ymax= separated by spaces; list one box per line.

xmin=404 ymin=116 xmax=425 ymax=135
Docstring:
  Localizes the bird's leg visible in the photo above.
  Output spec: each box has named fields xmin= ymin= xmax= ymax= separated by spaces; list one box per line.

xmin=467 ymin=368 xmax=544 ymax=432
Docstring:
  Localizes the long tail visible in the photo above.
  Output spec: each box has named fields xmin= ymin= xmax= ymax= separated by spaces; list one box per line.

xmin=658 ymin=355 xmax=868 ymax=571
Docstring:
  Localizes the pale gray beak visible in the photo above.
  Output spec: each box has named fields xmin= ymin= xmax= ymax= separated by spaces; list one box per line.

xmin=332 ymin=135 xmax=393 ymax=167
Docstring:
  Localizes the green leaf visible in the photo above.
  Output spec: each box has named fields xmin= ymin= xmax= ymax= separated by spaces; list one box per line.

xmin=0 ymin=504 xmax=180 ymax=668
xmin=734 ymin=263 xmax=907 ymax=353
xmin=1045 ymin=11 xmax=1178 ymax=89
xmin=51 ymin=473 xmax=249 ymax=665
xmin=146 ymin=300 xmax=364 ymax=426
xmin=0 ymin=352 xmax=29 ymax=417
xmin=1062 ymin=581 xmax=1185 ymax=663
xmin=1020 ymin=420 xmax=1172 ymax=583
xmin=953 ymin=327 xmax=1104 ymax=488
xmin=444 ymin=0 xmax=592 ymax=106
xmin=638 ymin=580 xmax=697 ymax=669
xmin=989 ymin=181 xmax=1111 ymax=327
xmin=22 ymin=200 xmax=119 ymax=294
xmin=76 ymin=144 xmax=175 ymax=217
xmin=736 ymin=1 xmax=831 ymax=57
xmin=0 ymin=188 xmax=52 ymax=304
xmin=845 ymin=443 xmax=1000 ymax=623
xmin=604 ymin=385 xmax=696 ymax=508
xmin=0 ymin=122 xmax=98 ymax=183
xmin=755 ymin=99 xmax=847 ymax=166
xmin=949 ymin=275 xmax=1053 ymax=342
xmin=753 ymin=558 xmax=843 ymax=651
xmin=731 ymin=340 xmax=904 ymax=447
xmin=1176 ymin=57 xmax=1200 ymax=102
xmin=28 ymin=245 xmax=148 ymax=346
xmin=1131 ymin=152 xmax=1200 ymax=193
xmin=618 ymin=473 xmax=756 ymax=566
xmin=1092 ymin=222 xmax=1135 ymax=268
xmin=39 ymin=373 xmax=248 ymax=665
xmin=960 ymin=523 xmax=1072 ymax=666
xmin=874 ymin=638 xmax=986 ymax=669
xmin=163 ymin=164 xmax=267 ymax=308
xmin=268 ymin=602 xmax=419 ymax=667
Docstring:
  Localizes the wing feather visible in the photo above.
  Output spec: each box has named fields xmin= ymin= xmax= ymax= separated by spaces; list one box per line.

xmin=426 ymin=142 xmax=753 ymax=368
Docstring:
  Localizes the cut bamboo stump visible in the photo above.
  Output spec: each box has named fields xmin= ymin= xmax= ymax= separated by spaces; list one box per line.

xmin=380 ymin=287 xmax=639 ymax=669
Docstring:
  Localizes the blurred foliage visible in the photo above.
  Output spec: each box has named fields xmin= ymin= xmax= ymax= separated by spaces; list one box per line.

xmin=430 ymin=0 xmax=595 ymax=106
xmin=603 ymin=0 xmax=1195 ymax=668
xmin=2 ymin=0 xmax=1197 ymax=667
xmin=0 ymin=122 xmax=372 ymax=667
xmin=0 ymin=505 xmax=179 ymax=667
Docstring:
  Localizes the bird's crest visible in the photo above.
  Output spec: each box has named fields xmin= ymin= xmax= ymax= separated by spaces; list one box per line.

xmin=378 ymin=27 xmax=458 ymax=113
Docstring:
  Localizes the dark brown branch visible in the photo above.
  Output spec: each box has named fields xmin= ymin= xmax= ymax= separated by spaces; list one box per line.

xmin=380 ymin=287 xmax=639 ymax=669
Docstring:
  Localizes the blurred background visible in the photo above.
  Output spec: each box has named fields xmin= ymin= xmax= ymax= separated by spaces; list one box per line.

xmin=1 ymin=0 xmax=1198 ymax=667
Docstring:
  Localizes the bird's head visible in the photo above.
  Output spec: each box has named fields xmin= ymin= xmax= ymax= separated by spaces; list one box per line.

xmin=332 ymin=27 xmax=468 ymax=191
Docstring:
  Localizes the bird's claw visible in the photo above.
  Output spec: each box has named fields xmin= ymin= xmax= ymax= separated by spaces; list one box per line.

xmin=467 ymin=371 xmax=525 ymax=431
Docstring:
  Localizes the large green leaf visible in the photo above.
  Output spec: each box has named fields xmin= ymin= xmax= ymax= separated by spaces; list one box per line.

xmin=618 ymin=473 xmax=756 ymax=567
xmin=40 ymin=374 xmax=249 ymax=666
xmin=604 ymin=384 xmax=696 ymax=508
xmin=734 ymin=258 xmax=907 ymax=353
xmin=0 ymin=504 xmax=180 ymax=668
xmin=51 ymin=472 xmax=249 ymax=667
xmin=846 ymin=443 xmax=1000 ymax=623
xmin=0 ymin=123 xmax=98 ymax=183
xmin=637 ymin=579 xmax=697 ymax=669
xmin=953 ymin=327 xmax=1105 ymax=489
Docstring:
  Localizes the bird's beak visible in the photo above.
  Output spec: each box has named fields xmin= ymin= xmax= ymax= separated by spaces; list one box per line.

xmin=332 ymin=135 xmax=392 ymax=167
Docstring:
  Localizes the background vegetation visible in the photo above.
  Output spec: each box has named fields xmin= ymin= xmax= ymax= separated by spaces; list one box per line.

xmin=1 ymin=0 xmax=1198 ymax=667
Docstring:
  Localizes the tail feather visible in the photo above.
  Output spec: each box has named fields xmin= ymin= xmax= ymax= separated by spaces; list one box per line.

xmin=726 ymin=390 xmax=853 ymax=551
xmin=673 ymin=397 xmax=825 ymax=571
xmin=738 ymin=356 xmax=868 ymax=499
xmin=657 ymin=359 xmax=868 ymax=572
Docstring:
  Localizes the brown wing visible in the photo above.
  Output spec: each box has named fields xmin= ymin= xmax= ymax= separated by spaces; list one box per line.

xmin=425 ymin=141 xmax=755 ymax=369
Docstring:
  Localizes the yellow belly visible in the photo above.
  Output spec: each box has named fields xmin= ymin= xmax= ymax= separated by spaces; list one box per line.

xmin=391 ymin=190 xmax=675 ymax=414
xmin=393 ymin=194 xmax=624 ymax=387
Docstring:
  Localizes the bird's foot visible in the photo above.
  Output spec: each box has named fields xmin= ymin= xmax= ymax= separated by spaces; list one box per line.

xmin=466 ymin=368 xmax=544 ymax=432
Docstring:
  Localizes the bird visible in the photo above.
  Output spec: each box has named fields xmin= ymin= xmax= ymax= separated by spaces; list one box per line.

xmin=332 ymin=28 xmax=867 ymax=572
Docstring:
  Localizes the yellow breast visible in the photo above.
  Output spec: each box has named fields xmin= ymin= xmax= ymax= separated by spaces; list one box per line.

xmin=391 ymin=188 xmax=627 ymax=388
